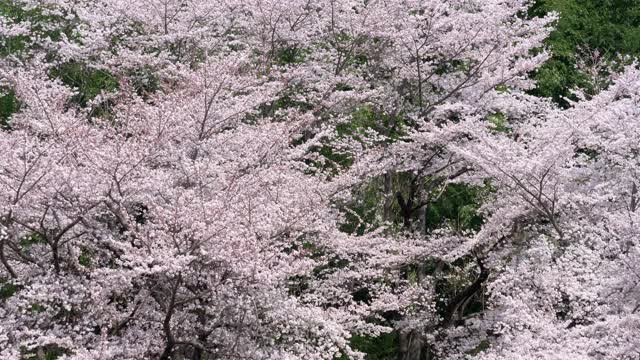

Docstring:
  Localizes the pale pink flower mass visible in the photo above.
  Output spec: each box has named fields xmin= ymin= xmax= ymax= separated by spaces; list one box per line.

xmin=0 ymin=1 xmax=638 ymax=359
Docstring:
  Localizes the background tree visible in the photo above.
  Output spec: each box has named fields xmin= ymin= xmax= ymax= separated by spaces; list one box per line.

xmin=530 ymin=0 xmax=640 ymax=105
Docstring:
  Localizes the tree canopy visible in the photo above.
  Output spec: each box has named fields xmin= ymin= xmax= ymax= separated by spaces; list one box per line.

xmin=0 ymin=1 xmax=639 ymax=359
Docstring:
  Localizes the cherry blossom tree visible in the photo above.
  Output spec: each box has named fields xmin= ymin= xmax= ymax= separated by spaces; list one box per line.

xmin=0 ymin=1 xmax=363 ymax=358
xmin=450 ymin=66 xmax=640 ymax=360
xmin=2 ymin=0 xmax=638 ymax=359
xmin=321 ymin=1 xmax=556 ymax=359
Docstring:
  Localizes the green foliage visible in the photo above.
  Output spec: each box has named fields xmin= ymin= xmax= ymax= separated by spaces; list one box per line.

xmin=434 ymin=58 xmax=472 ymax=76
xmin=312 ymin=256 xmax=350 ymax=278
xmin=431 ymin=259 xmax=485 ymax=323
xmin=0 ymin=88 xmax=20 ymax=130
xmin=466 ymin=340 xmax=491 ymax=356
xmin=21 ymin=345 xmax=69 ymax=360
xmin=339 ymin=178 xmax=386 ymax=235
xmin=575 ymin=146 xmax=600 ymax=161
xmin=0 ymin=32 xmax=29 ymax=57
xmin=335 ymin=108 xmax=413 ymax=233
xmin=317 ymin=145 xmax=354 ymax=175
xmin=425 ymin=183 xmax=487 ymax=232
xmin=0 ymin=278 xmax=19 ymax=299
xmin=352 ymin=287 xmax=372 ymax=304
xmin=530 ymin=0 xmax=640 ymax=105
xmin=486 ymin=112 xmax=511 ymax=133
xmin=277 ymin=92 xmax=314 ymax=112
xmin=494 ymin=84 xmax=510 ymax=94
xmin=340 ymin=175 xmax=488 ymax=237
xmin=30 ymin=303 xmax=46 ymax=313
xmin=49 ymin=62 xmax=119 ymax=108
xmin=19 ymin=233 xmax=47 ymax=250
xmin=276 ymin=46 xmax=309 ymax=65
xmin=109 ymin=293 xmax=129 ymax=311
xmin=0 ymin=1 xmax=77 ymax=57
xmin=287 ymin=275 xmax=310 ymax=296
xmin=335 ymin=333 xmax=399 ymax=360
xmin=0 ymin=3 xmax=122 ymax=121
xmin=128 ymin=67 xmax=160 ymax=99
xmin=339 ymin=105 xmax=407 ymax=143
xmin=256 ymin=88 xmax=313 ymax=123
xmin=78 ymin=247 xmax=92 ymax=267
xmin=0 ymin=2 xmax=36 ymax=55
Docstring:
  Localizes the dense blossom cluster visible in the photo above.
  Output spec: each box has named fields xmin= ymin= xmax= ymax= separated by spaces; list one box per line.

xmin=0 ymin=0 xmax=638 ymax=359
